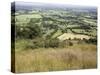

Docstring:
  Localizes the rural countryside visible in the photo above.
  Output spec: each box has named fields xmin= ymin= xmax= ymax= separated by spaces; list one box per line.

xmin=11 ymin=2 xmax=97 ymax=73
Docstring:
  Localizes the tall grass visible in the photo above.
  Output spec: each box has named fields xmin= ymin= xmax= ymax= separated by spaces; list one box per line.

xmin=14 ymin=44 xmax=97 ymax=73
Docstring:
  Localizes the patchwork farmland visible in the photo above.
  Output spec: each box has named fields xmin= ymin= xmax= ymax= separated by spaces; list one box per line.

xmin=11 ymin=2 xmax=97 ymax=73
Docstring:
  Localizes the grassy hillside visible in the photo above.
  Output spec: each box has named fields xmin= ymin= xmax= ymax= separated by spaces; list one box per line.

xmin=15 ymin=44 xmax=97 ymax=73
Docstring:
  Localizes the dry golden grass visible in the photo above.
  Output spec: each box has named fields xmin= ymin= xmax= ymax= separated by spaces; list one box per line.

xmin=14 ymin=44 xmax=97 ymax=73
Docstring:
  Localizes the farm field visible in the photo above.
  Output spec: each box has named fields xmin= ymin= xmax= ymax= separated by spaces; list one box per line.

xmin=11 ymin=2 xmax=97 ymax=73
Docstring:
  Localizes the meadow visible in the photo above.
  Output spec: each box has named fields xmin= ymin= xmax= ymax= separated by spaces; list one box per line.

xmin=15 ymin=44 xmax=97 ymax=73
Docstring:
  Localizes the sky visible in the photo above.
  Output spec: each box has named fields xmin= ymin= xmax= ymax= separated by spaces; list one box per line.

xmin=11 ymin=0 xmax=99 ymax=6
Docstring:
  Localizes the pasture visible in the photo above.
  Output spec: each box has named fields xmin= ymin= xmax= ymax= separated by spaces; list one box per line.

xmin=15 ymin=14 xmax=42 ymax=22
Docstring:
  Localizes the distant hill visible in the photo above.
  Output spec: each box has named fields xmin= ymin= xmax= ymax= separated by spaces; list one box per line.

xmin=11 ymin=1 xmax=97 ymax=12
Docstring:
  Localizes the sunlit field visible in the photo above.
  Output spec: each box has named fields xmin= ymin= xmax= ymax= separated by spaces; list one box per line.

xmin=14 ymin=44 xmax=97 ymax=73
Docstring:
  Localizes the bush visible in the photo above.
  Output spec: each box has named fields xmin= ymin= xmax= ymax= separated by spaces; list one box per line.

xmin=49 ymin=39 xmax=59 ymax=48
xmin=16 ymin=38 xmax=75 ymax=50
xmin=86 ymin=38 xmax=97 ymax=45
xmin=68 ymin=41 xmax=73 ymax=46
xmin=32 ymin=38 xmax=45 ymax=48
xmin=58 ymin=41 xmax=66 ymax=48
xmin=44 ymin=39 xmax=59 ymax=48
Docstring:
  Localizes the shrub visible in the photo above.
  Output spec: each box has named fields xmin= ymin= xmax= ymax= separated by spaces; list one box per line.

xmin=58 ymin=41 xmax=66 ymax=48
xmin=68 ymin=41 xmax=73 ymax=46
xmin=85 ymin=38 xmax=97 ymax=45
xmin=44 ymin=39 xmax=59 ymax=48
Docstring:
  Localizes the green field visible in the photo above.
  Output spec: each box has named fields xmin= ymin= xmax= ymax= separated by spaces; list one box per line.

xmin=15 ymin=14 xmax=42 ymax=22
